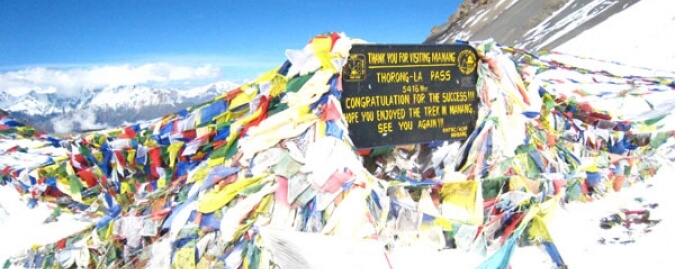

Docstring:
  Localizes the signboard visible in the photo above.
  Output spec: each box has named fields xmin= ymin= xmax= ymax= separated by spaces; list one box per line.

xmin=341 ymin=44 xmax=479 ymax=149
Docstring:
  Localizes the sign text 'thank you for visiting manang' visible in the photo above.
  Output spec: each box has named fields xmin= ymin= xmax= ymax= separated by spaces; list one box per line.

xmin=341 ymin=44 xmax=479 ymax=148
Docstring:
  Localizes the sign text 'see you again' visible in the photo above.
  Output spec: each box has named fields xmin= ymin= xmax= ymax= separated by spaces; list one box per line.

xmin=341 ymin=44 xmax=479 ymax=149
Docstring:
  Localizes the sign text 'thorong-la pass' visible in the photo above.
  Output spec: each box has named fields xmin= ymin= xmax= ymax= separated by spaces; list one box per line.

xmin=341 ymin=44 xmax=479 ymax=148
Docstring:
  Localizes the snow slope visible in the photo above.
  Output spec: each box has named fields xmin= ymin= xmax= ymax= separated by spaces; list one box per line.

xmin=555 ymin=0 xmax=675 ymax=72
xmin=0 ymin=186 xmax=93 ymax=264
xmin=426 ymin=0 xmax=641 ymax=51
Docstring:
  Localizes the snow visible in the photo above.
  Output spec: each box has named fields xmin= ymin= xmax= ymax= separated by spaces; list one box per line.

xmin=0 ymin=187 xmax=93 ymax=264
xmin=178 ymin=81 xmax=239 ymax=99
xmin=520 ymin=0 xmax=577 ymax=48
xmin=469 ymin=9 xmax=489 ymax=28
xmin=529 ymin=0 xmax=675 ymax=130
xmin=494 ymin=0 xmax=511 ymax=9
xmin=492 ymin=0 xmax=514 ymax=21
xmin=0 ymin=138 xmax=91 ymax=264
xmin=520 ymin=0 xmax=646 ymax=51
xmin=0 ymin=80 xmax=238 ymax=120
xmin=505 ymin=0 xmax=520 ymax=10
xmin=2 ymin=92 xmax=58 ymax=116
xmin=536 ymin=0 xmax=620 ymax=50
xmin=257 ymin=158 xmax=675 ymax=269
xmin=556 ymin=0 xmax=675 ymax=72
xmin=89 ymin=85 xmax=177 ymax=109
xmin=528 ymin=66 xmax=675 ymax=121
xmin=0 ymin=139 xmax=65 ymax=171
xmin=511 ymin=157 xmax=675 ymax=269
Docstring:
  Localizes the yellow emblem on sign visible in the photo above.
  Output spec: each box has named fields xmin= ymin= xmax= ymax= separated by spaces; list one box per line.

xmin=458 ymin=50 xmax=477 ymax=75
xmin=343 ymin=53 xmax=366 ymax=81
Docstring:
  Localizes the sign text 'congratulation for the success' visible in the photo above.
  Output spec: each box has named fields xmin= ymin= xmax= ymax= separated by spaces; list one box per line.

xmin=341 ymin=44 xmax=479 ymax=148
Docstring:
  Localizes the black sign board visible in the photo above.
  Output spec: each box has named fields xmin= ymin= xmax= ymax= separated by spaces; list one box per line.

xmin=341 ymin=44 xmax=479 ymax=149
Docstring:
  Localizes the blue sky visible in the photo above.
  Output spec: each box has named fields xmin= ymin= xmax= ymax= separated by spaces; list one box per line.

xmin=0 ymin=0 xmax=461 ymax=89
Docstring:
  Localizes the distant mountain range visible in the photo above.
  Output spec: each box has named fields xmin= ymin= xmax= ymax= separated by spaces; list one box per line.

xmin=425 ymin=0 xmax=639 ymax=50
xmin=0 ymin=0 xmax=655 ymax=134
xmin=0 ymin=81 xmax=239 ymax=133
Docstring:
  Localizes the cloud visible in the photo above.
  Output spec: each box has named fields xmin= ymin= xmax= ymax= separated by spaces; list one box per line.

xmin=51 ymin=109 xmax=109 ymax=134
xmin=137 ymin=54 xmax=283 ymax=68
xmin=0 ymin=63 xmax=222 ymax=97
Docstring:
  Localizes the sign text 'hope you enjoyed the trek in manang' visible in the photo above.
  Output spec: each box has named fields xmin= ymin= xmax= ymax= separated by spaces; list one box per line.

xmin=341 ymin=44 xmax=479 ymax=148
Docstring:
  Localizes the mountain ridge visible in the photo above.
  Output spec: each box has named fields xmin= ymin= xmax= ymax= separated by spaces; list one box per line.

xmin=0 ymin=81 xmax=239 ymax=133
xmin=425 ymin=0 xmax=640 ymax=50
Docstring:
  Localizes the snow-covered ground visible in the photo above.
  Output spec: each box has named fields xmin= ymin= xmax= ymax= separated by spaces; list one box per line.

xmin=0 ymin=139 xmax=93 ymax=264
xmin=0 ymin=187 xmax=93 ymax=264
xmin=511 ymin=158 xmax=675 ymax=269
xmin=376 ymin=157 xmax=675 ymax=268
xmin=555 ymin=0 xmax=675 ymax=73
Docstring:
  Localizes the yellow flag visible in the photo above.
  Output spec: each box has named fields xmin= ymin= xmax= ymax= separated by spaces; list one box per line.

xmin=440 ymin=180 xmax=477 ymax=206
xmin=440 ymin=180 xmax=482 ymax=224
xmin=55 ymin=176 xmax=83 ymax=204
xmin=196 ymin=125 xmax=214 ymax=138
xmin=187 ymin=167 xmax=210 ymax=184
xmin=255 ymin=194 xmax=273 ymax=216
xmin=269 ymin=74 xmax=288 ymax=97
xmin=230 ymin=86 xmax=257 ymax=110
xmin=197 ymin=174 xmax=266 ymax=213
xmin=221 ymin=105 xmax=264 ymax=148
xmin=172 ymin=247 xmax=196 ymax=269
xmin=52 ymin=155 xmax=69 ymax=163
xmin=433 ymin=217 xmax=453 ymax=232
xmin=537 ymin=195 xmax=561 ymax=224
xmin=583 ymin=157 xmax=600 ymax=173
xmin=39 ymin=164 xmax=59 ymax=177
xmin=517 ymin=194 xmax=562 ymax=232
xmin=528 ymin=215 xmax=553 ymax=242
xmin=106 ymin=129 xmax=122 ymax=137
xmin=213 ymin=112 xmax=233 ymax=124
xmin=509 ymin=175 xmax=531 ymax=192
xmin=168 ymin=142 xmax=185 ymax=168
xmin=65 ymin=162 xmax=76 ymax=176
xmin=120 ymin=181 xmax=131 ymax=194
xmin=311 ymin=35 xmax=336 ymax=72
xmin=315 ymin=120 xmax=327 ymax=139
xmin=127 ymin=149 xmax=136 ymax=165
xmin=144 ymin=137 xmax=158 ymax=148
xmin=208 ymin=157 xmax=225 ymax=167
xmin=196 ymin=256 xmax=212 ymax=269
xmin=157 ymin=175 xmax=167 ymax=189
xmin=253 ymin=69 xmax=281 ymax=86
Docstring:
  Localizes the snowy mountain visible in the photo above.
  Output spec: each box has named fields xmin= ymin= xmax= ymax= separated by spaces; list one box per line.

xmin=425 ymin=0 xmax=640 ymax=51
xmin=0 ymin=81 xmax=239 ymax=133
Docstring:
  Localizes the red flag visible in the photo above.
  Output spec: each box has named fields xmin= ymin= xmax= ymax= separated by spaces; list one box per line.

xmin=119 ymin=126 xmax=137 ymax=139
xmin=77 ymin=168 xmax=98 ymax=188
